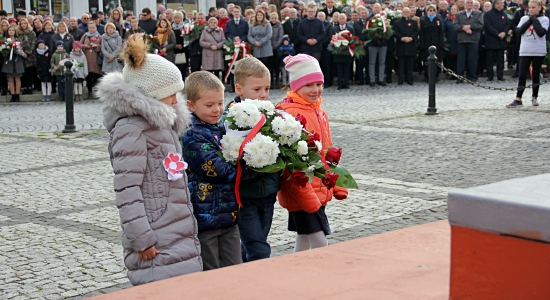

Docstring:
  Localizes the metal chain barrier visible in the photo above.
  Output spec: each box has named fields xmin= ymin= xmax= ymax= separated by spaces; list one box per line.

xmin=437 ymin=62 xmax=550 ymax=91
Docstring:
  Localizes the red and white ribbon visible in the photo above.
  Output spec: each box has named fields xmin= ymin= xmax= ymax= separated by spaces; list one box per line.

xmin=234 ymin=114 xmax=266 ymax=207
xmin=224 ymin=41 xmax=248 ymax=83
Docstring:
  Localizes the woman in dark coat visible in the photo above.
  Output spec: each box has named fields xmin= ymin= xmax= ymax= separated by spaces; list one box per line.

xmin=172 ymin=11 xmax=188 ymax=80
xmin=51 ymin=22 xmax=74 ymax=55
xmin=443 ymin=5 xmax=459 ymax=78
xmin=419 ymin=4 xmax=444 ymax=80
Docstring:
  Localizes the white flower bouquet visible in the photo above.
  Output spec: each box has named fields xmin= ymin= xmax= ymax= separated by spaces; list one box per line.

xmin=220 ymin=99 xmax=358 ymax=195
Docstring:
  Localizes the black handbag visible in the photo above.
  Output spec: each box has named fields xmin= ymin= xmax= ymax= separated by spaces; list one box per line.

xmin=97 ymin=52 xmax=103 ymax=65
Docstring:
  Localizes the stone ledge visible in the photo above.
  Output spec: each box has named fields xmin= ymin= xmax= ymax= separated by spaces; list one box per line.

xmin=448 ymin=173 xmax=550 ymax=243
xmin=90 ymin=221 xmax=450 ymax=300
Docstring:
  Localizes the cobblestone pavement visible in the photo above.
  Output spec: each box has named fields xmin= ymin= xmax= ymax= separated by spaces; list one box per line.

xmin=1 ymin=79 xmax=550 ymax=299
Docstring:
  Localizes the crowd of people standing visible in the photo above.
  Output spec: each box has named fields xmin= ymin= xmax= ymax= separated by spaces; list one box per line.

xmin=2 ymin=0 xmax=548 ymax=105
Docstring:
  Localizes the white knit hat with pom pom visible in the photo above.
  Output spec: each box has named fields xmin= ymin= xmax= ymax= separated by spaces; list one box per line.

xmin=122 ymin=51 xmax=184 ymax=100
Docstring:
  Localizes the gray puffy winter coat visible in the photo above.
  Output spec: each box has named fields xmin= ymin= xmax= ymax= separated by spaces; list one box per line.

xmin=97 ymin=72 xmax=202 ymax=286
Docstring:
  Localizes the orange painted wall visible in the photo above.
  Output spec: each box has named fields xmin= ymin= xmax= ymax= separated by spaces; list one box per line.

xmin=450 ymin=225 xmax=550 ymax=300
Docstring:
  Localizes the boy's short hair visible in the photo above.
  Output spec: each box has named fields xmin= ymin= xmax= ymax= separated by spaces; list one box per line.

xmin=234 ymin=5 xmax=242 ymax=11
xmin=234 ymin=57 xmax=270 ymax=86
xmin=186 ymin=71 xmax=225 ymax=102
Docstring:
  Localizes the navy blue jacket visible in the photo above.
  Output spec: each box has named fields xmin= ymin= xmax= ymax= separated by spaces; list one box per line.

xmin=182 ymin=115 xmax=239 ymax=232
xmin=279 ymin=44 xmax=296 ymax=66
xmin=225 ymin=18 xmax=249 ymax=43
xmin=484 ymin=8 xmax=511 ymax=49
xmin=297 ymin=17 xmax=325 ymax=52
xmin=443 ymin=17 xmax=459 ymax=53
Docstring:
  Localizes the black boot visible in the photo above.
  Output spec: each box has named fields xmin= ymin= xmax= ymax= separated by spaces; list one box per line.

xmin=1 ymin=89 xmax=7 ymax=96
xmin=9 ymin=94 xmax=14 ymax=102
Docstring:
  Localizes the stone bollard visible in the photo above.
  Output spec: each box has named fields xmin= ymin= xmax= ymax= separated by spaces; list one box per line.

xmin=426 ymin=46 xmax=437 ymax=115
xmin=62 ymin=60 xmax=77 ymax=133
xmin=448 ymin=174 xmax=550 ymax=299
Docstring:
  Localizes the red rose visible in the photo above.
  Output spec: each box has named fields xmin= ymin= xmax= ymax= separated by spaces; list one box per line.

xmin=295 ymin=113 xmax=307 ymax=127
xmin=353 ymin=36 xmax=359 ymax=41
xmin=358 ymin=41 xmax=364 ymax=45
xmin=322 ymin=171 xmax=339 ymax=189
xmin=350 ymin=44 xmax=355 ymax=49
xmin=292 ymin=170 xmax=309 ymax=188
xmin=326 ymin=146 xmax=342 ymax=165
xmin=307 ymin=132 xmax=320 ymax=147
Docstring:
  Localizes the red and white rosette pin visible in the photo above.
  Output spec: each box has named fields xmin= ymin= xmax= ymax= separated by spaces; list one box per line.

xmin=163 ymin=152 xmax=188 ymax=181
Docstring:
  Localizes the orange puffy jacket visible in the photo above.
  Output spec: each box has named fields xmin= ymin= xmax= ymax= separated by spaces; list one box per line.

xmin=276 ymin=98 xmax=348 ymax=213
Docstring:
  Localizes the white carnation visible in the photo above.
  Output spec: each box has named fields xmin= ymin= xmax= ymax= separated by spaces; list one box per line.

xmin=243 ymin=133 xmax=280 ymax=168
xmin=242 ymin=99 xmax=275 ymax=114
xmin=227 ymin=102 xmax=263 ymax=129
xmin=221 ymin=134 xmax=245 ymax=162
xmin=297 ymin=140 xmax=308 ymax=155
xmin=307 ymin=165 xmax=316 ymax=172
xmin=271 ymin=116 xmax=303 ymax=146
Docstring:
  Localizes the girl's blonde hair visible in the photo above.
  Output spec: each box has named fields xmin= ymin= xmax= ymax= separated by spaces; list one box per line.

xmin=109 ymin=7 xmax=126 ymax=28
xmin=17 ymin=18 xmax=32 ymax=34
xmin=43 ymin=20 xmax=54 ymax=31
xmin=105 ymin=22 xmax=117 ymax=33
xmin=530 ymin=0 xmax=545 ymax=14
xmin=56 ymin=21 xmax=68 ymax=33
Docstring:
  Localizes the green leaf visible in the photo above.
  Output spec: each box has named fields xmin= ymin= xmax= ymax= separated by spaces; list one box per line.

xmin=250 ymin=157 xmax=285 ymax=173
xmin=329 ymin=165 xmax=359 ymax=189
xmin=306 ymin=171 xmax=314 ymax=183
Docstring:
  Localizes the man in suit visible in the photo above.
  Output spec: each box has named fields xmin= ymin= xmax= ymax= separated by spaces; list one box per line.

xmin=416 ymin=0 xmax=427 ymax=17
xmin=298 ymin=4 xmax=326 ymax=61
xmin=504 ymin=0 xmax=519 ymax=8
xmin=225 ymin=5 xmax=249 ymax=43
xmin=332 ymin=14 xmax=355 ymax=89
xmin=394 ymin=7 xmax=419 ymax=85
xmin=484 ymin=0 xmax=510 ymax=81
xmin=354 ymin=6 xmax=371 ymax=84
xmin=453 ymin=0 xmax=484 ymax=82
xmin=224 ymin=6 xmax=249 ymax=91
xmin=318 ymin=12 xmax=334 ymax=87
xmin=322 ymin=0 xmax=342 ymax=21
xmin=283 ymin=8 xmax=301 ymax=52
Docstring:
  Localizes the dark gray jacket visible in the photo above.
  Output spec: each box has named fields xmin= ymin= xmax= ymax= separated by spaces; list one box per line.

xmin=453 ymin=10 xmax=484 ymax=43
xmin=98 ymin=72 xmax=202 ymax=286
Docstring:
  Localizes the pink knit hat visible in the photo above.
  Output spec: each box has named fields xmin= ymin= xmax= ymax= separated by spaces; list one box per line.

xmin=73 ymin=41 xmax=81 ymax=49
xmin=283 ymin=54 xmax=324 ymax=92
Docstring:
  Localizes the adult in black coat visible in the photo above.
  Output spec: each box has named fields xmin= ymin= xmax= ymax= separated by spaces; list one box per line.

xmin=484 ymin=0 xmax=511 ymax=81
xmin=318 ymin=12 xmax=334 ymax=87
xmin=353 ymin=7 xmax=370 ymax=84
xmin=189 ymin=14 xmax=207 ymax=73
xmin=504 ymin=0 xmax=519 ymax=8
xmin=332 ymin=14 xmax=355 ymax=90
xmin=419 ymin=7 xmax=444 ymax=80
xmin=283 ymin=8 xmax=301 ymax=52
xmin=297 ymin=7 xmax=325 ymax=61
xmin=394 ymin=8 xmax=419 ymax=85
xmin=321 ymin=0 xmax=341 ymax=19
